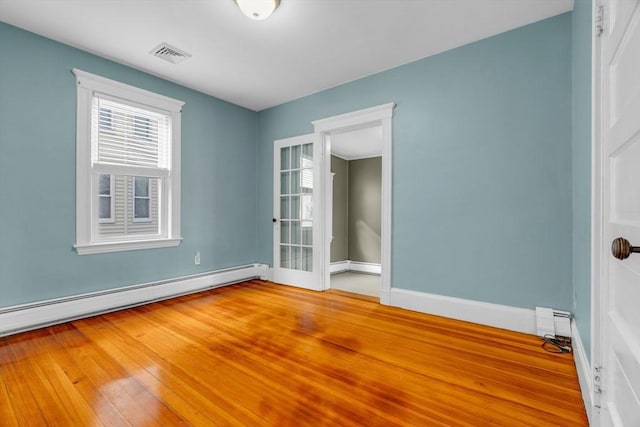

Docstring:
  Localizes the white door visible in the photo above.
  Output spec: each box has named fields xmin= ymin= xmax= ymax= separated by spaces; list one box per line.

xmin=600 ymin=0 xmax=640 ymax=425
xmin=273 ymin=134 xmax=323 ymax=290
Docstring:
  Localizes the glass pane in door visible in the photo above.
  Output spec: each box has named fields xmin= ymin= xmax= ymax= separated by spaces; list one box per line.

xmin=279 ymin=142 xmax=313 ymax=271
xmin=291 ymin=221 xmax=300 ymax=244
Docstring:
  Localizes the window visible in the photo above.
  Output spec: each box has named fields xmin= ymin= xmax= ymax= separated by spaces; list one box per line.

xmin=133 ymin=177 xmax=151 ymax=222
xmin=98 ymin=174 xmax=114 ymax=223
xmin=73 ymin=69 xmax=184 ymax=254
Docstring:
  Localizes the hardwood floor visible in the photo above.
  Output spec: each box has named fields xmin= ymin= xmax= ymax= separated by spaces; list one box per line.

xmin=0 ymin=280 xmax=588 ymax=426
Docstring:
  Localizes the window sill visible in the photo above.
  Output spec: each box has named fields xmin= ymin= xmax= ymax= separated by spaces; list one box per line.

xmin=74 ymin=237 xmax=182 ymax=255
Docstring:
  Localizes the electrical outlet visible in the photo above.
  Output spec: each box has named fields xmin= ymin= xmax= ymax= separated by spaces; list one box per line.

xmin=194 ymin=251 xmax=201 ymax=265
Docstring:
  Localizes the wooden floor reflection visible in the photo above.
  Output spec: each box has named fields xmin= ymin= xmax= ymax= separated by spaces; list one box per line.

xmin=0 ymin=280 xmax=588 ymax=426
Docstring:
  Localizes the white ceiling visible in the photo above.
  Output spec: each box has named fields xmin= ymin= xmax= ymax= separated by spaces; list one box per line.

xmin=0 ymin=0 xmax=573 ymax=111
xmin=331 ymin=126 xmax=382 ymax=161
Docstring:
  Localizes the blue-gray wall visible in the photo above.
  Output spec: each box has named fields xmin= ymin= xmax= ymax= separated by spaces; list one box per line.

xmin=257 ymin=14 xmax=574 ymax=310
xmin=0 ymin=22 xmax=257 ymax=307
xmin=572 ymin=0 xmax=592 ymax=359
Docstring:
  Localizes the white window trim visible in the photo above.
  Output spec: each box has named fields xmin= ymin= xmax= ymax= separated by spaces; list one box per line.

xmin=132 ymin=176 xmax=152 ymax=223
xmin=97 ymin=174 xmax=115 ymax=224
xmin=73 ymin=69 xmax=184 ymax=255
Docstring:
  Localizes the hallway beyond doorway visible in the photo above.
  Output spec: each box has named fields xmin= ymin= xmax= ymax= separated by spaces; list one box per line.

xmin=330 ymin=271 xmax=380 ymax=298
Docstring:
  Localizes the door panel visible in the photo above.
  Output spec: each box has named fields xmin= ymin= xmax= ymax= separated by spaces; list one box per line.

xmin=602 ymin=0 xmax=640 ymax=425
xmin=611 ymin=137 xmax=640 ymax=225
xmin=273 ymin=134 xmax=323 ymax=290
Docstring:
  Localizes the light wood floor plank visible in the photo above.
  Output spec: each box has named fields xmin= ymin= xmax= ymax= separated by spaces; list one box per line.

xmin=135 ymin=300 xmax=440 ymax=426
xmin=168 ymin=293 xmax=510 ymax=426
xmin=176 ymin=282 xmax=585 ymax=426
xmin=0 ymin=331 xmax=46 ymax=426
xmin=0 ymin=280 xmax=588 ymax=426
xmin=74 ymin=315 xmax=265 ymax=426
xmin=47 ymin=323 xmax=139 ymax=427
xmin=103 ymin=308 xmax=364 ymax=426
xmin=0 ymin=361 xmax=20 ymax=427
xmin=241 ymin=283 xmax=585 ymax=418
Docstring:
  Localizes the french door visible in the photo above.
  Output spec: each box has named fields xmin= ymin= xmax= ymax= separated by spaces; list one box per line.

xmin=599 ymin=0 xmax=640 ymax=424
xmin=272 ymin=134 xmax=323 ymax=290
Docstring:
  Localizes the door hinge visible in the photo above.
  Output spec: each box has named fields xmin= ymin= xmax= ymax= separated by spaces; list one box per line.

xmin=595 ymin=5 xmax=604 ymax=37
xmin=593 ymin=365 xmax=603 ymax=408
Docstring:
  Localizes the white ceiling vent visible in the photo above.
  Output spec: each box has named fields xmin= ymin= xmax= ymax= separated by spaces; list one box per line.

xmin=150 ymin=43 xmax=191 ymax=64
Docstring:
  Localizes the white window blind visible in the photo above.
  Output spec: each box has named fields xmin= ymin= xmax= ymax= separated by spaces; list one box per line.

xmin=92 ymin=95 xmax=170 ymax=172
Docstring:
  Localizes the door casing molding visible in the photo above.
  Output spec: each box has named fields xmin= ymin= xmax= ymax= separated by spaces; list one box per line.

xmin=590 ymin=0 xmax=603 ymax=420
xmin=312 ymin=103 xmax=395 ymax=303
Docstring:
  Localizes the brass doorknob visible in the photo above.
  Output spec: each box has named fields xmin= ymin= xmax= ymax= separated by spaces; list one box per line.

xmin=611 ymin=237 xmax=640 ymax=260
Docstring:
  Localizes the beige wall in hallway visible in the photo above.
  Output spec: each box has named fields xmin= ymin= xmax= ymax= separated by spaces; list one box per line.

xmin=330 ymin=155 xmax=381 ymax=264
xmin=348 ymin=157 xmax=381 ymax=263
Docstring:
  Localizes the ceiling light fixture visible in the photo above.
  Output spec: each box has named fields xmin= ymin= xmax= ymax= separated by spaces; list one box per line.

xmin=235 ymin=0 xmax=280 ymax=21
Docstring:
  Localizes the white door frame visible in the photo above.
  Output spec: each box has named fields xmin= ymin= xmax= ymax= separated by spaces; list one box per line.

xmin=312 ymin=103 xmax=395 ymax=303
xmin=591 ymin=0 xmax=604 ymax=419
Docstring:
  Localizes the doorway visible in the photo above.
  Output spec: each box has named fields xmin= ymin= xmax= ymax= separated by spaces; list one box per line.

xmin=328 ymin=127 xmax=382 ymax=298
xmin=312 ymin=102 xmax=394 ymax=303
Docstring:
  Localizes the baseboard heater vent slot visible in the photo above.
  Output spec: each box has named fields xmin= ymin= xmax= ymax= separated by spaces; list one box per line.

xmin=536 ymin=306 xmax=572 ymax=338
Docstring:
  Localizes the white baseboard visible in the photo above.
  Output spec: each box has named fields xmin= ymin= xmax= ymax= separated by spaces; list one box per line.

xmin=386 ymin=288 xmax=537 ymax=335
xmin=330 ymin=261 xmax=350 ymax=274
xmin=0 ymin=264 xmax=262 ymax=337
xmin=349 ymin=261 xmax=382 ymax=274
xmin=330 ymin=260 xmax=381 ymax=275
xmin=254 ymin=263 xmax=271 ymax=281
xmin=572 ymin=320 xmax=595 ymax=425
